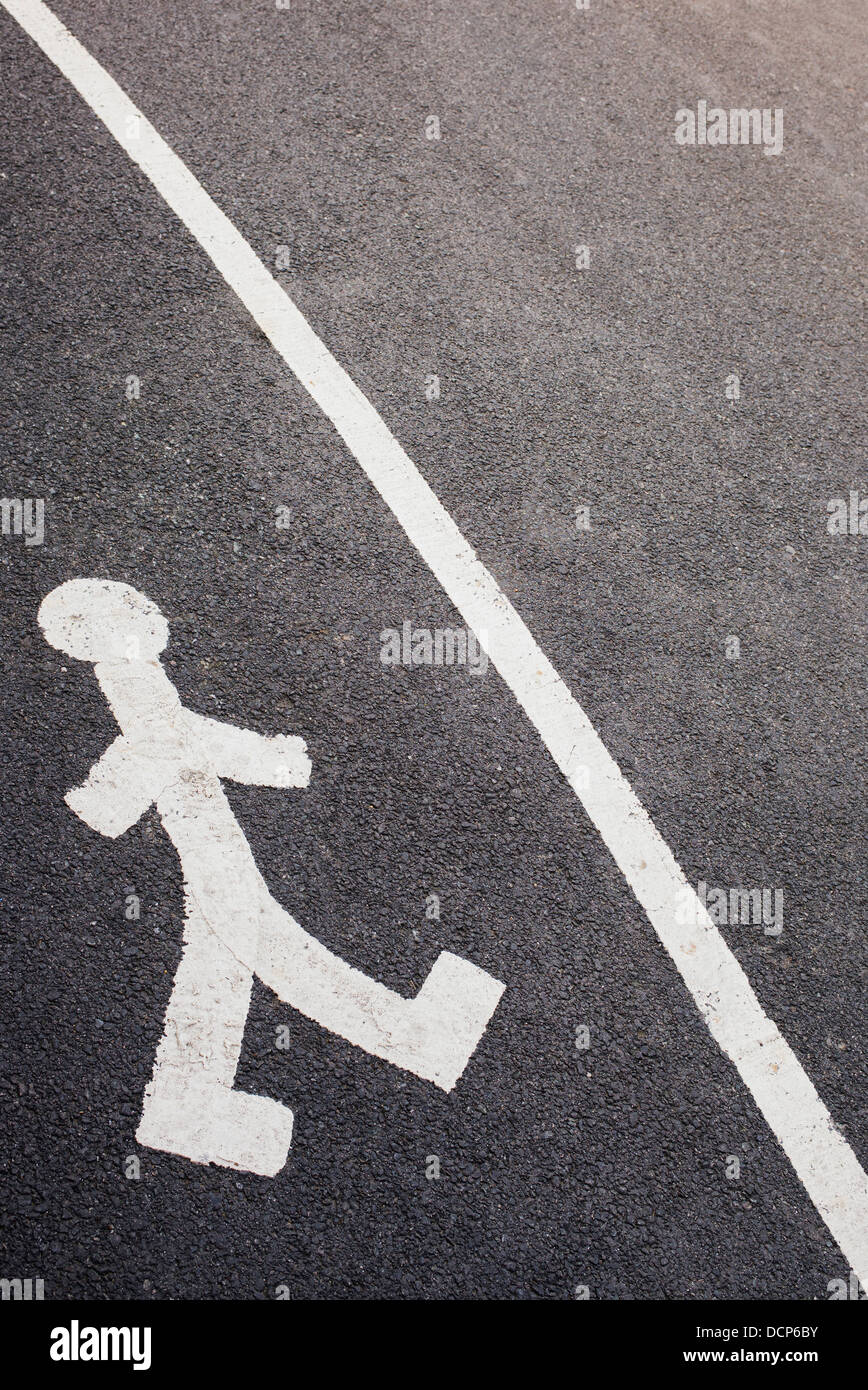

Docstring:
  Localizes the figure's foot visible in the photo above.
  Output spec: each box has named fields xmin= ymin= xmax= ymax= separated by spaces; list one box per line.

xmin=136 ymin=1073 xmax=294 ymax=1176
xmin=403 ymin=952 xmax=505 ymax=1091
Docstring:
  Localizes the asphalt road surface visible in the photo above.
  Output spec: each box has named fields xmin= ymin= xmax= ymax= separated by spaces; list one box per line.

xmin=0 ymin=0 xmax=865 ymax=1301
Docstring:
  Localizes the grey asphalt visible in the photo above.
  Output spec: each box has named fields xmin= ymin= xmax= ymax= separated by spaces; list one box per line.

xmin=0 ymin=0 xmax=865 ymax=1299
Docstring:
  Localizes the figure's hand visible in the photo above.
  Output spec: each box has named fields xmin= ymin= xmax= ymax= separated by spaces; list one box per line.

xmin=66 ymin=736 xmax=158 ymax=838
xmin=265 ymin=734 xmax=312 ymax=789
xmin=182 ymin=711 xmax=311 ymax=788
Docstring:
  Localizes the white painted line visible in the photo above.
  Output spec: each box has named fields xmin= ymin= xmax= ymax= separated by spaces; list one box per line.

xmin=5 ymin=0 xmax=867 ymax=1282
xmin=39 ymin=578 xmax=504 ymax=1173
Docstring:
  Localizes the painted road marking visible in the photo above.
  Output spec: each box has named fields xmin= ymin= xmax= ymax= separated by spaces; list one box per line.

xmin=38 ymin=579 xmax=504 ymax=1175
xmin=5 ymin=0 xmax=867 ymax=1282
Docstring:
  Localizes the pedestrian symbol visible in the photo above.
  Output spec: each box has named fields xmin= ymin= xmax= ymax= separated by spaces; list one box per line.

xmin=39 ymin=580 xmax=505 ymax=1175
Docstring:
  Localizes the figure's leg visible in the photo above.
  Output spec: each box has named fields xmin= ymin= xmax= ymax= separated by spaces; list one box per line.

xmin=136 ymin=901 xmax=294 ymax=1176
xmin=158 ymin=781 xmax=505 ymax=1098
xmin=254 ymin=902 xmax=505 ymax=1092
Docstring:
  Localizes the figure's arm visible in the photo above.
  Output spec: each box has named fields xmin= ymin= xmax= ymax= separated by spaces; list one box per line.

xmin=66 ymin=735 xmax=158 ymax=838
xmin=182 ymin=710 xmax=312 ymax=788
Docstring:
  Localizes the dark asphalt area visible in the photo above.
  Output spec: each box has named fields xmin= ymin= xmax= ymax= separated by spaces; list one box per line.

xmin=0 ymin=0 xmax=865 ymax=1298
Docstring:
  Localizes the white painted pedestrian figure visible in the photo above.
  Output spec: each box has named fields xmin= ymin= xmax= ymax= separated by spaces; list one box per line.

xmin=39 ymin=580 xmax=505 ymax=1176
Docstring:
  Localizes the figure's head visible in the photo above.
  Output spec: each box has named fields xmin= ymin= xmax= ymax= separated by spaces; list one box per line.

xmin=39 ymin=579 xmax=169 ymax=663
